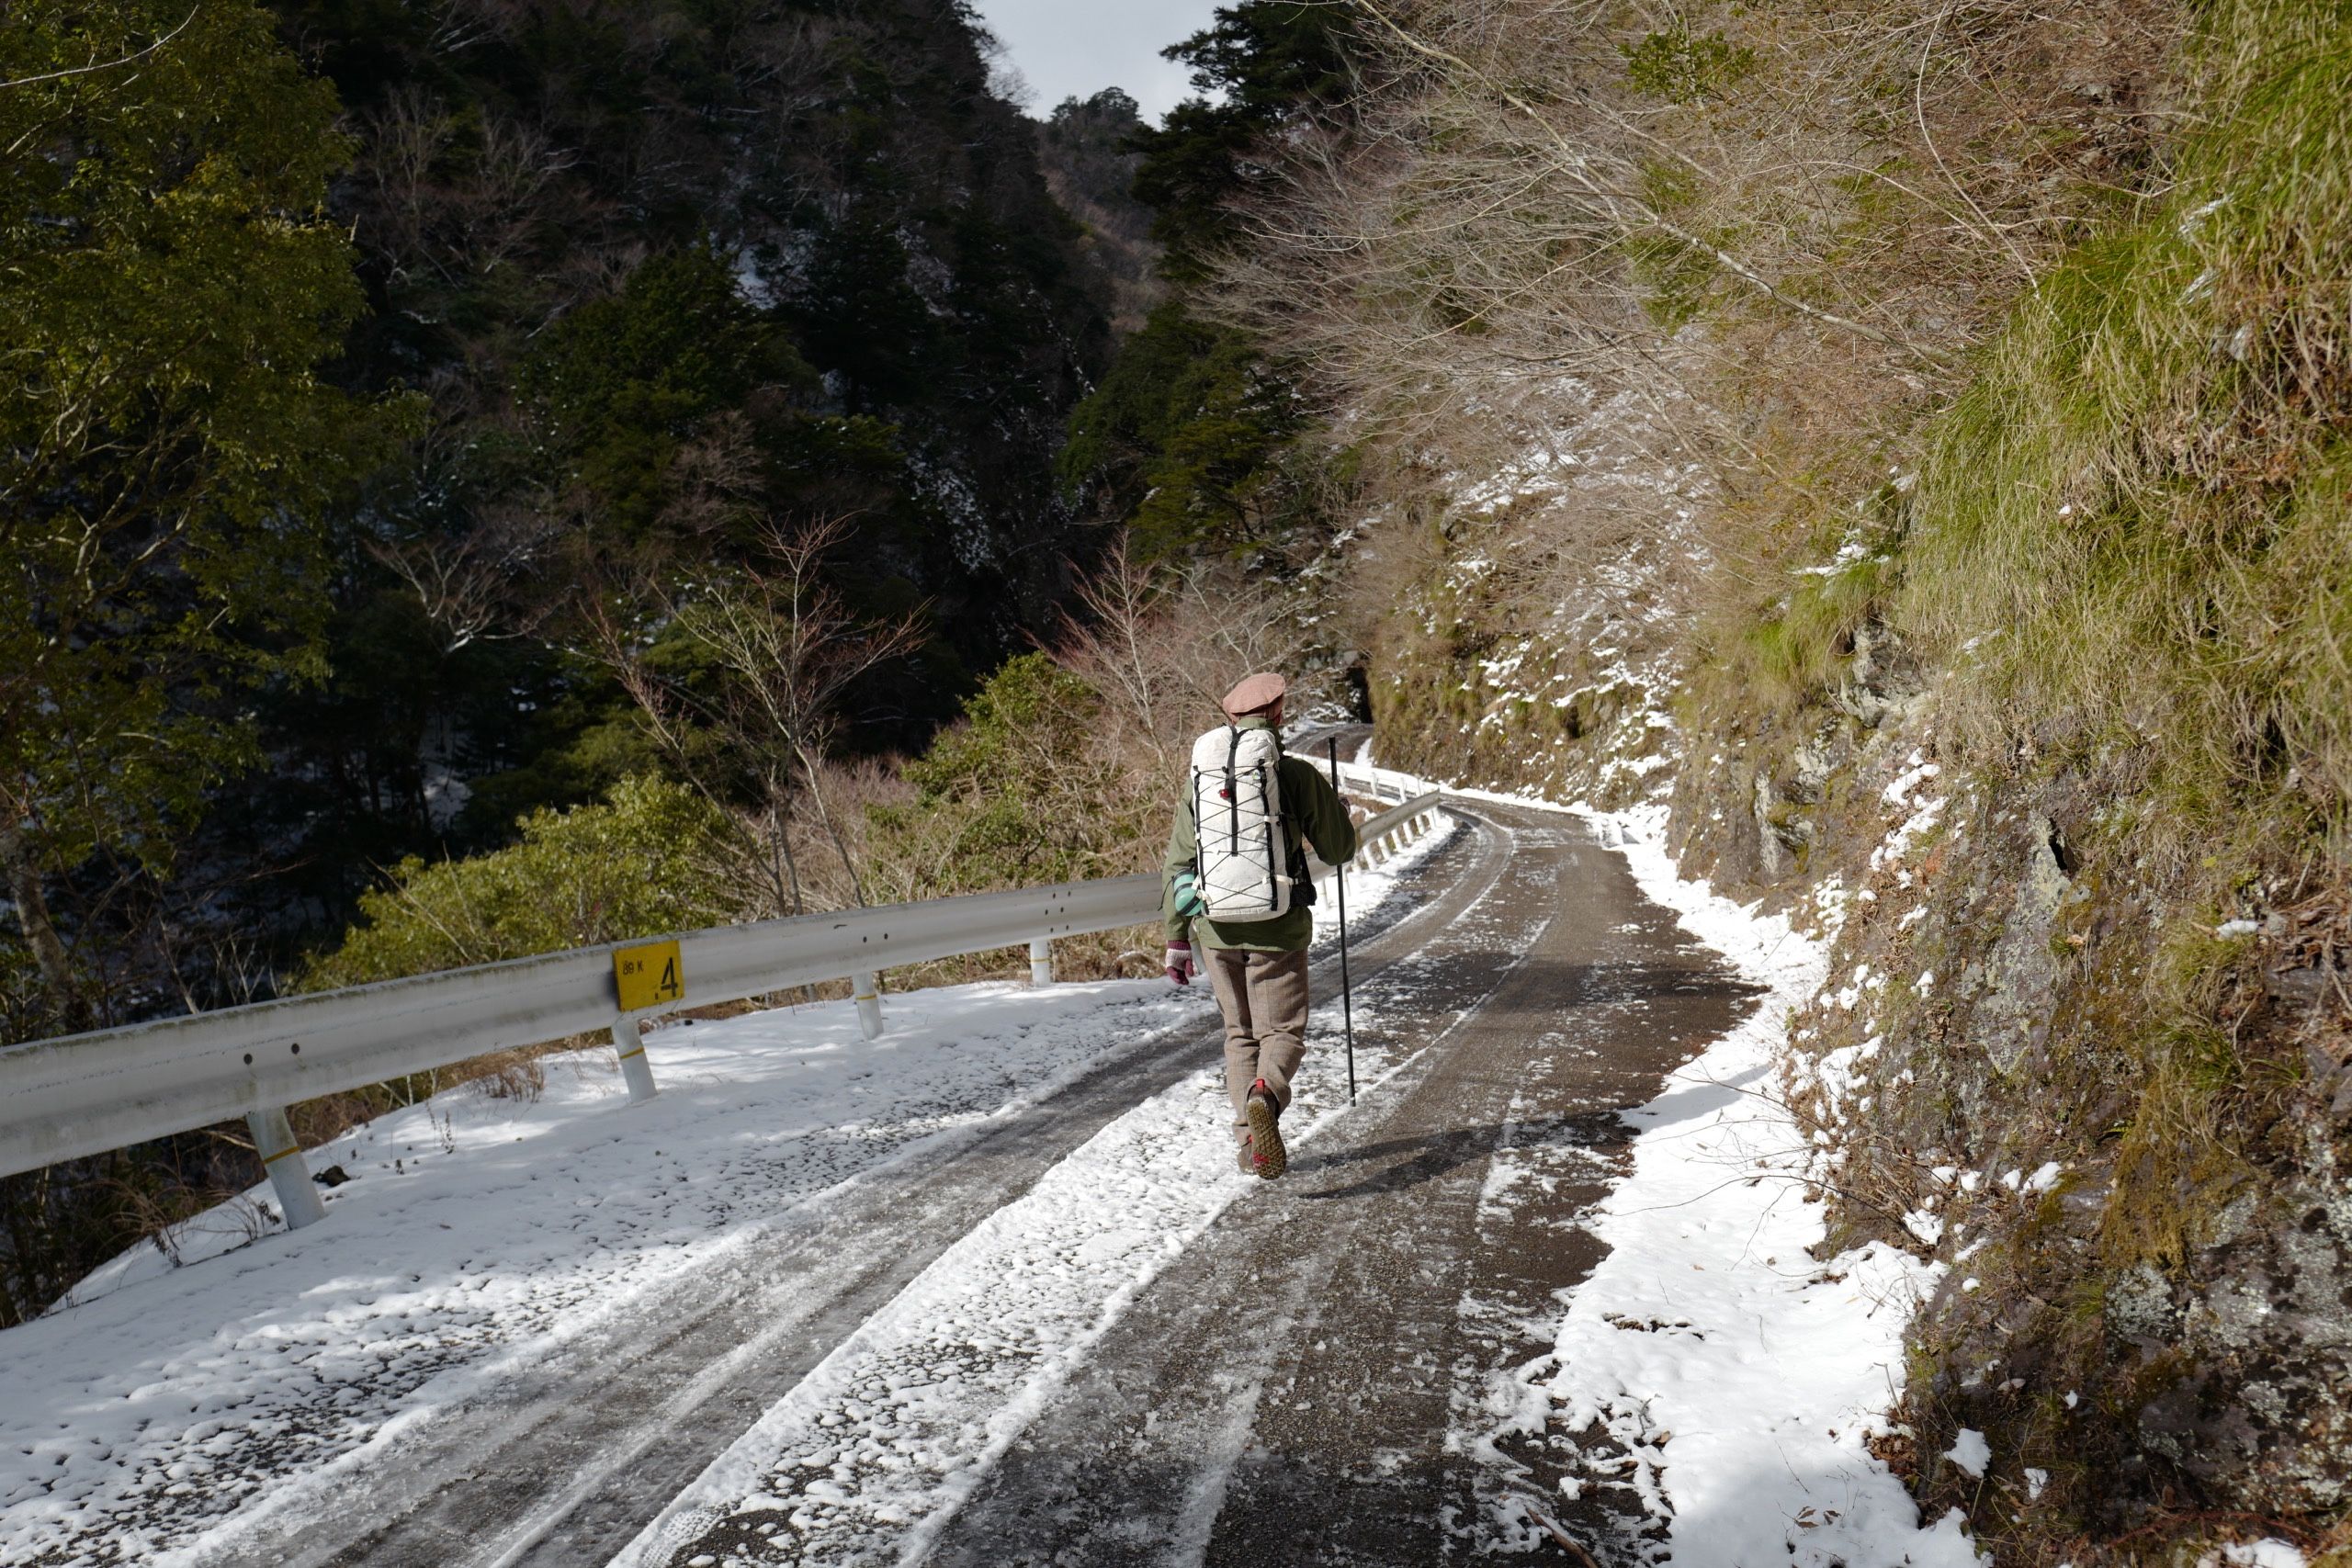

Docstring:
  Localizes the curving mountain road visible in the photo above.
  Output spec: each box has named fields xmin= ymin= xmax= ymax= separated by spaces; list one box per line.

xmin=175 ymin=784 xmax=1755 ymax=1568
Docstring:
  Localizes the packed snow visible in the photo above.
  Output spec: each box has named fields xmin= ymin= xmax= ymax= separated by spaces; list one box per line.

xmin=1351 ymin=757 xmax=1976 ymax=1568
xmin=0 ymin=813 xmax=1453 ymax=1568
xmin=1520 ymin=799 xmax=1975 ymax=1567
xmin=2 ymin=981 xmax=1206 ymax=1567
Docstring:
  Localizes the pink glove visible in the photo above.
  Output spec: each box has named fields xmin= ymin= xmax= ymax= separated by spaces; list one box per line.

xmin=1165 ymin=941 xmax=1197 ymax=986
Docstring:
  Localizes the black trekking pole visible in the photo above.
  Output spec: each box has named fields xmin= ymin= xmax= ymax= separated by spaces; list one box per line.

xmin=1326 ymin=739 xmax=1357 ymax=1105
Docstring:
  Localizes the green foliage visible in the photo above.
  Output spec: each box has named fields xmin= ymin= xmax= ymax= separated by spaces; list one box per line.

xmin=452 ymin=693 xmax=669 ymax=845
xmin=1637 ymin=156 xmax=1703 ymax=214
xmin=1730 ymin=544 xmax=1898 ymax=712
xmin=523 ymin=246 xmax=810 ymax=537
xmin=868 ymin=654 xmax=1146 ymax=894
xmin=1131 ymin=2 xmax=1360 ymax=280
xmin=901 ymin=654 xmax=1099 ymax=805
xmin=1624 ymin=231 xmax=1723 ymax=330
xmin=1621 ymin=28 xmax=1756 ymax=104
xmin=1058 ymin=302 xmax=1305 ymax=558
xmin=1070 ymin=8 xmax=1345 ymax=557
xmin=302 ymin=777 xmax=741 ymax=989
xmin=527 ymin=246 xmax=801 ymax=443
xmin=1902 ymin=0 xmax=2352 ymax=844
xmin=256 ymin=0 xmax=1120 ymax=829
xmin=0 ymin=0 xmax=401 ymax=1021
xmin=33 ymin=0 xmax=1129 ymax=1027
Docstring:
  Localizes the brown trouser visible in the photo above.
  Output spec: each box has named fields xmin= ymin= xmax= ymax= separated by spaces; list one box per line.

xmin=1204 ymin=946 xmax=1310 ymax=1145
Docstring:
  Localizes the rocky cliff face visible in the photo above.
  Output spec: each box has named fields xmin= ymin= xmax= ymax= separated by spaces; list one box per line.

xmin=1728 ymin=686 xmax=2352 ymax=1555
xmin=1369 ymin=599 xmax=2352 ymax=1558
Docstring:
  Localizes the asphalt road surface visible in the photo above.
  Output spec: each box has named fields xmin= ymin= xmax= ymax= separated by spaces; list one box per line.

xmin=219 ymin=784 xmax=1755 ymax=1568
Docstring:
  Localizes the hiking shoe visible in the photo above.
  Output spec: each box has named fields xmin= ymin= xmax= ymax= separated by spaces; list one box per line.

xmin=1237 ymin=1136 xmax=1257 ymax=1176
xmin=1246 ymin=1079 xmax=1287 ymax=1179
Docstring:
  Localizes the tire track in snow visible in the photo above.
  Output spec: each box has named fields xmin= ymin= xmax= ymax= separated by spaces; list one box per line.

xmin=617 ymin=816 xmax=1511 ymax=1568
xmin=909 ymin=807 xmax=1568 ymax=1568
xmin=614 ymin=999 xmax=1428 ymax=1568
xmin=908 ymin=799 xmax=1760 ymax=1568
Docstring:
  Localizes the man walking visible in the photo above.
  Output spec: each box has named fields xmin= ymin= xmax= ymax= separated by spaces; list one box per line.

xmin=1163 ymin=672 xmax=1359 ymax=1179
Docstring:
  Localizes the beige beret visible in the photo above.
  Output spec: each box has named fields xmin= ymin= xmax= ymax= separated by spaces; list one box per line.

xmin=1221 ymin=671 xmax=1287 ymax=718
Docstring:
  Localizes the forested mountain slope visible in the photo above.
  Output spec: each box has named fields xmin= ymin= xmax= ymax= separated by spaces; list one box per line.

xmin=1 ymin=0 xmax=1120 ymax=1035
xmin=249 ymin=0 xmax=1125 ymax=922
xmin=0 ymin=0 xmax=1145 ymax=1317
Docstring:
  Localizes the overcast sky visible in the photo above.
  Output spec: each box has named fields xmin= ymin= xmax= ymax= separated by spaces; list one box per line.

xmin=967 ymin=0 xmax=1225 ymax=122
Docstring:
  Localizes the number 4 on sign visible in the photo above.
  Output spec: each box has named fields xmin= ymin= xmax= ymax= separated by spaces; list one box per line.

xmin=614 ymin=940 xmax=684 ymax=1012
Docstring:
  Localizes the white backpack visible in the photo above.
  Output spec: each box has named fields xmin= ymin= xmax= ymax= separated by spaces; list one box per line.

xmin=1190 ymin=725 xmax=1295 ymax=920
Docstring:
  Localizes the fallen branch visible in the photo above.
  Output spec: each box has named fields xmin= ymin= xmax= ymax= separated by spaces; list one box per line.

xmin=1512 ymin=1492 xmax=1603 ymax=1568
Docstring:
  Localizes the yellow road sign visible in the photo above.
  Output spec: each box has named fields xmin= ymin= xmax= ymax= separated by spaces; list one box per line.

xmin=614 ymin=940 xmax=684 ymax=1012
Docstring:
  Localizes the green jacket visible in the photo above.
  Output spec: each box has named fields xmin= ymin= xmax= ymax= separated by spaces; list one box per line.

xmin=1163 ymin=720 xmax=1360 ymax=953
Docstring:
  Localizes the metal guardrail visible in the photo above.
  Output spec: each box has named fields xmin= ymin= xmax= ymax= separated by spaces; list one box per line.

xmin=1333 ymin=760 xmax=1422 ymax=806
xmin=0 ymin=773 xmax=1440 ymax=1230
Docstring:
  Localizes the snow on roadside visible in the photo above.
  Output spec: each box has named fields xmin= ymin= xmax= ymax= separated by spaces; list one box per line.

xmin=1350 ymin=743 xmax=1971 ymax=1566
xmin=1493 ymin=800 xmax=1977 ymax=1568
xmin=1 ymin=981 xmax=1208 ymax=1568
xmin=0 ymin=818 xmax=1454 ymax=1568
xmin=612 ymin=816 xmax=1464 ymax=1567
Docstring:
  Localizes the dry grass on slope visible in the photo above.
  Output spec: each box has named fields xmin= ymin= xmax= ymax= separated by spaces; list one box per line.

xmin=1208 ymin=0 xmax=2187 ymax=739
xmin=1905 ymin=0 xmax=2352 ymax=867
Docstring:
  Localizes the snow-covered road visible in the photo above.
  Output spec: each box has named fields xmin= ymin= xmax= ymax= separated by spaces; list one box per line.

xmin=4 ymin=785 xmax=1981 ymax=1567
xmin=5 ymin=979 xmax=1218 ymax=1568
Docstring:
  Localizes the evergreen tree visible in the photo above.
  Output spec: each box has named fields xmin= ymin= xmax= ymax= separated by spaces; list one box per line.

xmin=1060 ymin=5 xmax=1363 ymax=562
xmin=1058 ymin=303 xmax=1305 ymax=559
xmin=0 ymin=1 xmax=398 ymax=1032
xmin=1131 ymin=2 xmax=1360 ymax=281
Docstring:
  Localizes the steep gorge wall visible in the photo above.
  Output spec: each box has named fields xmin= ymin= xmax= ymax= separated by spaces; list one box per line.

xmin=1367 ymin=511 xmax=2352 ymax=1564
xmin=1304 ymin=2 xmax=2352 ymax=1557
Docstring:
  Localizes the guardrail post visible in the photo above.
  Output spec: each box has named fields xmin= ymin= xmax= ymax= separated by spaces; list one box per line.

xmin=611 ymin=1016 xmax=659 ymax=1103
xmin=245 ymin=1106 xmax=327 ymax=1230
xmin=853 ymin=972 xmax=883 ymax=1040
xmin=1028 ymin=937 xmax=1054 ymax=986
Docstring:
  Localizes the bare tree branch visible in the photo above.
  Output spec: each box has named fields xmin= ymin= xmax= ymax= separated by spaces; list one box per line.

xmin=0 ymin=10 xmax=196 ymax=93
